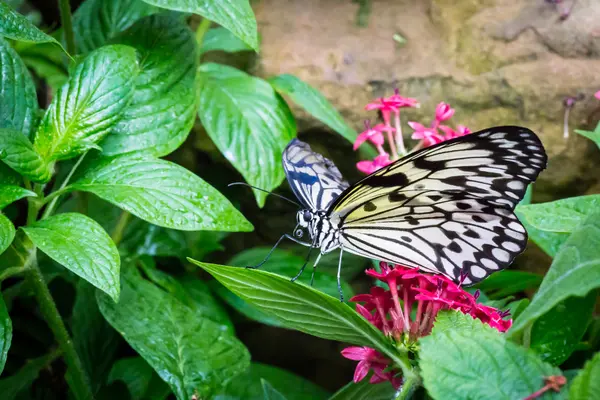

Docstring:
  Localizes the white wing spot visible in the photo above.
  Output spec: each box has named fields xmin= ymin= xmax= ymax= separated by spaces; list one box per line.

xmin=506 ymin=230 xmax=525 ymax=240
xmin=502 ymin=241 xmax=521 ymax=252
xmin=471 ymin=266 xmax=486 ymax=278
xmin=492 ymin=248 xmax=510 ymax=262
xmin=508 ymin=221 xmax=525 ymax=232
xmin=481 ymin=258 xmax=499 ymax=270
xmin=507 ymin=181 xmax=524 ymax=190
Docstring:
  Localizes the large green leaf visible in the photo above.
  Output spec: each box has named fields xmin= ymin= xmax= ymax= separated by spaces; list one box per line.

xmin=509 ymin=211 xmax=600 ymax=337
xmin=22 ymin=213 xmax=120 ymax=301
xmin=530 ymin=292 xmax=596 ymax=366
xmin=191 ymin=261 xmax=409 ymax=373
xmin=328 ymin=380 xmax=397 ymax=400
xmin=0 ymin=2 xmax=62 ymax=48
xmin=33 ymin=45 xmax=139 ymax=162
xmin=262 ymin=380 xmax=288 ymax=400
xmin=200 ymin=27 xmax=253 ymax=54
xmin=0 ymin=128 xmax=51 ymax=182
xmin=0 ymin=184 xmax=35 ymax=209
xmin=197 ymin=63 xmax=296 ymax=206
xmin=69 ymin=153 xmax=253 ymax=231
xmin=516 ymin=195 xmax=600 ymax=233
xmin=71 ymin=280 xmax=119 ymax=391
xmin=0 ymin=351 xmax=59 ymax=399
xmin=73 ymin=0 xmax=159 ymax=53
xmin=215 ymin=363 xmax=329 ymax=400
xmin=97 ymin=270 xmax=250 ymax=400
xmin=419 ymin=312 xmax=563 ymax=400
xmin=0 ymin=294 xmax=11 ymax=375
xmin=0 ymin=37 xmax=37 ymax=138
xmin=0 ymin=213 xmax=14 ymax=256
xmin=108 ymin=357 xmax=171 ymax=400
xmin=141 ymin=0 xmax=258 ymax=51
xmin=569 ymin=352 xmax=600 ymax=400
xmin=519 ymin=216 xmax=569 ymax=258
xmin=101 ymin=14 xmax=198 ymax=156
xmin=269 ymin=74 xmax=358 ymax=144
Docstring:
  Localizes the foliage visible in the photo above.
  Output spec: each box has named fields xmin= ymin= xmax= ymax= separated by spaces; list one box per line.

xmin=0 ymin=1 xmax=598 ymax=399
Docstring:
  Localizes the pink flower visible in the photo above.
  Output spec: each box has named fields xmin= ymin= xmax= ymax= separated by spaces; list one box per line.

xmin=387 ymin=89 xmax=420 ymax=109
xmin=408 ymin=121 xmax=445 ymax=147
xmin=595 ymin=90 xmax=600 ymax=100
xmin=353 ymin=121 xmax=393 ymax=150
xmin=356 ymin=153 xmax=392 ymax=174
xmin=340 ymin=346 xmax=391 ymax=383
xmin=438 ymin=124 xmax=471 ymax=140
xmin=434 ymin=102 xmax=455 ymax=123
xmin=365 ymin=98 xmax=398 ymax=124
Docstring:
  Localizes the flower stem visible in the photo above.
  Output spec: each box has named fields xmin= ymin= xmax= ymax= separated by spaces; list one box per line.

xmin=395 ymin=371 xmax=421 ymax=400
xmin=111 ymin=210 xmax=131 ymax=246
xmin=58 ymin=0 xmax=76 ymax=55
xmin=195 ymin=18 xmax=212 ymax=47
xmin=394 ymin=112 xmax=406 ymax=156
xmin=41 ymin=152 xmax=87 ymax=220
xmin=23 ymin=251 xmax=93 ymax=399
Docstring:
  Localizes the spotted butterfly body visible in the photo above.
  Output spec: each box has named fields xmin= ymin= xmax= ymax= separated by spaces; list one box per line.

xmin=278 ymin=126 xmax=547 ymax=296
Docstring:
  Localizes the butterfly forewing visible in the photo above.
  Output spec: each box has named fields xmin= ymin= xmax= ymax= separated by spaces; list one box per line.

xmin=283 ymin=139 xmax=349 ymax=211
xmin=329 ymin=126 xmax=547 ymax=284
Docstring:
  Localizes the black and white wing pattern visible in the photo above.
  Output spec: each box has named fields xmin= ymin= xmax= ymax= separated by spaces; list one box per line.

xmin=329 ymin=126 xmax=547 ymax=284
xmin=283 ymin=139 xmax=350 ymax=211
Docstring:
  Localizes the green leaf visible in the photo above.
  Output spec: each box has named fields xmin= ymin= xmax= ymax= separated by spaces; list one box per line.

xmin=0 ymin=351 xmax=59 ymax=399
xmin=141 ymin=0 xmax=258 ymax=51
xmin=22 ymin=213 xmax=120 ymax=301
xmin=200 ymin=27 xmax=253 ymax=54
xmin=210 ymin=281 xmax=282 ymax=327
xmin=419 ymin=311 xmax=562 ymax=400
xmin=516 ymin=195 xmax=600 ymax=233
xmin=520 ymin=216 xmax=569 ymax=258
xmin=216 ymin=363 xmax=329 ymax=400
xmin=73 ymin=0 xmax=159 ymax=53
xmin=0 ymin=2 xmax=63 ymax=48
xmin=0 ymin=128 xmax=52 ymax=182
xmin=197 ymin=63 xmax=296 ymax=207
xmin=328 ymin=379 xmax=397 ymax=400
xmin=569 ymin=352 xmax=600 ymax=400
xmin=262 ymin=380 xmax=288 ymax=400
xmin=229 ymin=248 xmax=354 ymax=299
xmin=191 ymin=261 xmax=408 ymax=372
xmin=101 ymin=14 xmax=198 ymax=157
xmin=0 ymin=184 xmax=34 ymax=209
xmin=97 ymin=270 xmax=250 ymax=400
xmin=269 ymin=74 xmax=358 ymax=144
xmin=33 ymin=45 xmax=139 ymax=162
xmin=575 ymin=121 xmax=600 ymax=149
xmin=13 ymin=41 xmax=68 ymax=93
xmin=0 ymin=37 xmax=37 ymax=138
xmin=69 ymin=153 xmax=253 ymax=231
xmin=530 ymin=291 xmax=596 ymax=366
xmin=509 ymin=211 xmax=600 ymax=337
xmin=71 ymin=280 xmax=119 ymax=391
xmin=0 ymin=294 xmax=11 ymax=375
xmin=473 ymin=270 xmax=543 ymax=299
xmin=0 ymin=213 xmax=15 ymax=256
xmin=108 ymin=357 xmax=170 ymax=400
xmin=506 ymin=298 xmax=529 ymax=321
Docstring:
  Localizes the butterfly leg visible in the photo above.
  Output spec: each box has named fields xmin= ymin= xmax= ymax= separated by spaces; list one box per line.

xmin=309 ymin=252 xmax=324 ymax=286
xmin=337 ymin=248 xmax=344 ymax=302
xmin=290 ymin=245 xmax=315 ymax=282
xmin=246 ymin=234 xmax=311 ymax=269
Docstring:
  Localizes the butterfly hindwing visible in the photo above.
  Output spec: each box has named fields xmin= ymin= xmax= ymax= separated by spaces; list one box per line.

xmin=283 ymin=139 xmax=349 ymax=211
xmin=330 ymin=126 xmax=547 ymax=284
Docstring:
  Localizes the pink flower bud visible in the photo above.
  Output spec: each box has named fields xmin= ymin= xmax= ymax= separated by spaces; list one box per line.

xmin=435 ymin=102 xmax=455 ymax=122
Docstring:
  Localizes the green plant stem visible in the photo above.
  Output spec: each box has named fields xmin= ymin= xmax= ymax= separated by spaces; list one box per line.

xmin=395 ymin=372 xmax=420 ymax=400
xmin=111 ymin=210 xmax=131 ymax=246
xmin=41 ymin=152 xmax=87 ymax=219
xmin=58 ymin=0 xmax=76 ymax=55
xmin=24 ymin=260 xmax=93 ymax=399
xmin=195 ymin=18 xmax=211 ymax=47
xmin=0 ymin=266 xmax=28 ymax=282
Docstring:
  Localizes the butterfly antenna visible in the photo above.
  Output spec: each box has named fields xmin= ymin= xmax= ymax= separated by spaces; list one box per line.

xmin=228 ymin=182 xmax=302 ymax=208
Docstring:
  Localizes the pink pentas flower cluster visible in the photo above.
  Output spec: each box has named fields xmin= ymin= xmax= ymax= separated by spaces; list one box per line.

xmin=353 ymin=91 xmax=471 ymax=174
xmin=341 ymin=263 xmax=512 ymax=388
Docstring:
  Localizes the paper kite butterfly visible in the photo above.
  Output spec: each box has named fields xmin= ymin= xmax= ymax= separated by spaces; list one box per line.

xmin=248 ymin=126 xmax=547 ymax=301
